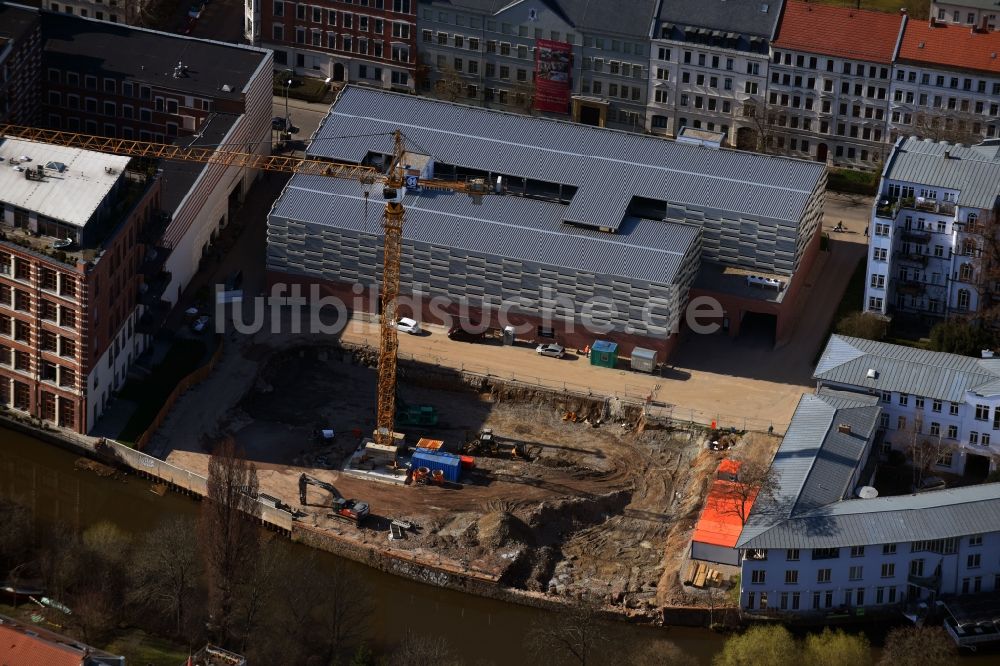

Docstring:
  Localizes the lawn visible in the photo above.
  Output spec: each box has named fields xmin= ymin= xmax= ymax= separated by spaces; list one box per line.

xmin=273 ymin=73 xmax=330 ymax=104
xmin=116 ymin=338 xmax=210 ymax=445
xmin=104 ymin=630 xmax=189 ymax=666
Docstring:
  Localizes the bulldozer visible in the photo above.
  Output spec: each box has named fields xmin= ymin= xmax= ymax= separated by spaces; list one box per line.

xmin=463 ymin=428 xmax=526 ymax=459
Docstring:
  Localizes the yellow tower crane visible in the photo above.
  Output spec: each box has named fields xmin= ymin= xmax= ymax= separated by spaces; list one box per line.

xmin=0 ymin=125 xmax=488 ymax=446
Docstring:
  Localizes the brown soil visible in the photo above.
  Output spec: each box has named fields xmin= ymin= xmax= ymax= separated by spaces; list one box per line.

xmin=164 ymin=342 xmax=735 ymax=617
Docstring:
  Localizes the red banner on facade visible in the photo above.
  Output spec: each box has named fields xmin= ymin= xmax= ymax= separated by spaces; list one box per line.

xmin=533 ymin=39 xmax=572 ymax=114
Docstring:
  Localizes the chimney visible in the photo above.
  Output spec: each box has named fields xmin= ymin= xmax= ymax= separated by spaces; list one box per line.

xmin=899 ymin=7 xmax=907 ymax=13
xmin=838 ymin=424 xmax=852 ymax=434
xmin=945 ymin=149 xmax=952 ymax=159
xmin=980 ymin=16 xmax=990 ymax=32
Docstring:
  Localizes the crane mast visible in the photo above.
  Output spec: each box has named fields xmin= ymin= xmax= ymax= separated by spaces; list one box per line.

xmin=0 ymin=124 xmax=486 ymax=449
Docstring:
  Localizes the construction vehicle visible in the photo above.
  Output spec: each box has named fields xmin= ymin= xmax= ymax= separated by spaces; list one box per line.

xmin=0 ymin=124 xmax=490 ymax=451
xmin=298 ymin=473 xmax=369 ymax=525
xmin=463 ymin=428 xmax=527 ymax=459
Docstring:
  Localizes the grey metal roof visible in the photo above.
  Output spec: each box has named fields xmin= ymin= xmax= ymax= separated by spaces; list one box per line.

xmin=815 ymin=334 xmax=1000 ymax=403
xmin=658 ymin=0 xmax=784 ymax=38
xmin=271 ymin=176 xmax=701 ymax=285
xmin=883 ymin=137 xmax=1000 ymax=210
xmin=312 ymin=87 xmax=826 ymax=232
xmin=736 ymin=391 xmax=881 ymax=548
xmin=738 ymin=483 xmax=1000 ymax=549
xmin=419 ymin=0 xmax=659 ymax=38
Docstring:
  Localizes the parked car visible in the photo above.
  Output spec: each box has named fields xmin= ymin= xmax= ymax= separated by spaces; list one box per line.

xmin=536 ymin=343 xmax=565 ymax=358
xmin=272 ymin=116 xmax=289 ymax=131
xmin=395 ymin=317 xmax=421 ymax=335
xmin=447 ymin=325 xmax=486 ymax=343
xmin=913 ymin=476 xmax=947 ymax=493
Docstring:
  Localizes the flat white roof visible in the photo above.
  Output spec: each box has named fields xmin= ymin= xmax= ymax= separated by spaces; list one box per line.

xmin=0 ymin=138 xmax=132 ymax=228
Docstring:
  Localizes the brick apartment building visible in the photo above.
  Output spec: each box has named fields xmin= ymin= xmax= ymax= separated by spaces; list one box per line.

xmin=250 ymin=0 xmax=418 ymax=91
xmin=0 ymin=139 xmax=159 ymax=431
xmin=0 ymin=3 xmax=272 ymax=433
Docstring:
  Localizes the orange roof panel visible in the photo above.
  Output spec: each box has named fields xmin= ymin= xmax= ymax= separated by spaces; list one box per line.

xmin=774 ymin=1 xmax=904 ymax=64
xmin=0 ymin=624 xmax=84 ymax=666
xmin=899 ymin=20 xmax=1000 ymax=74
xmin=692 ymin=479 xmax=757 ymax=548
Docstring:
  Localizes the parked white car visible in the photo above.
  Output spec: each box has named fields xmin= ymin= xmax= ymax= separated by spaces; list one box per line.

xmin=395 ymin=317 xmax=421 ymax=334
xmin=536 ymin=343 xmax=565 ymax=358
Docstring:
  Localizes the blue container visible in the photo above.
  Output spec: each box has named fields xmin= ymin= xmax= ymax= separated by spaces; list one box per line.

xmin=411 ymin=449 xmax=462 ymax=483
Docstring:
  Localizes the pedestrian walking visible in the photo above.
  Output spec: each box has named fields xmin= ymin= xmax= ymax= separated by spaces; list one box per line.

xmin=864 ymin=225 xmax=869 ymax=237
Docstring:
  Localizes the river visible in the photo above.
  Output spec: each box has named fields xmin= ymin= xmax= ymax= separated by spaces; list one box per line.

xmin=0 ymin=427 xmax=724 ymax=664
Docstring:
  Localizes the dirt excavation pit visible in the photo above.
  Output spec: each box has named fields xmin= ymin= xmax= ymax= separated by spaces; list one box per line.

xmin=211 ymin=344 xmax=733 ymax=615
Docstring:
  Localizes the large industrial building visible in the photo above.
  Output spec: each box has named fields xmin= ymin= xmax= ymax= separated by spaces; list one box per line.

xmin=267 ymin=86 xmax=826 ymax=356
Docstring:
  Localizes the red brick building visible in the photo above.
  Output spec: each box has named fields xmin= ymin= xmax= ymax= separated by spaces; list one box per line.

xmin=251 ymin=0 xmax=417 ymax=91
xmin=0 ymin=138 xmax=160 ymax=432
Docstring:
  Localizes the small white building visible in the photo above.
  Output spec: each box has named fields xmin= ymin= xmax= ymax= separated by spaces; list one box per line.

xmin=930 ymin=0 xmax=999 ymax=31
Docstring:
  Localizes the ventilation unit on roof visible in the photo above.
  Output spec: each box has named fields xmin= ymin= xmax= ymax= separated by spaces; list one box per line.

xmin=866 ymin=368 xmax=878 ymax=380
xmin=221 ymin=84 xmax=233 ymax=92
xmin=45 ymin=161 xmax=66 ymax=172
xmin=760 ymin=3 xmax=769 ymax=12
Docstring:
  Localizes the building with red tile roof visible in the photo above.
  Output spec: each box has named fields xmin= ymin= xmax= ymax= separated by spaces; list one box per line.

xmin=774 ymin=1 xmax=906 ymax=64
xmin=0 ymin=615 xmax=123 ymax=665
xmin=898 ymin=18 xmax=1000 ymax=73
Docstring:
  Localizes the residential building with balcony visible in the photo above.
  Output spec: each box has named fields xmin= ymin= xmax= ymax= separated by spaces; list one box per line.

xmin=416 ymin=0 xmax=657 ymax=130
xmin=0 ymin=138 xmax=161 ymax=433
xmin=734 ymin=342 xmax=1000 ymax=616
xmin=890 ymin=18 xmax=1000 ymax=145
xmin=767 ymin=1 xmax=904 ymax=168
xmin=251 ymin=0 xmax=418 ymax=91
xmin=931 ymin=0 xmax=999 ymax=31
xmin=864 ymin=137 xmax=1000 ymax=322
xmin=646 ymin=0 xmax=780 ymax=145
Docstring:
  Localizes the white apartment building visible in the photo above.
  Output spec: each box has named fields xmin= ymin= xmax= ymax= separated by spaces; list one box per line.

xmin=767 ymin=2 xmax=903 ymax=168
xmin=646 ymin=0 xmax=778 ymax=146
xmin=815 ymin=335 xmax=1000 ymax=477
xmin=890 ymin=19 xmax=1000 ymax=145
xmin=45 ymin=0 xmax=142 ymax=24
xmin=417 ymin=0 xmax=657 ymax=131
xmin=736 ymin=351 xmax=1000 ymax=616
xmin=864 ymin=137 xmax=1000 ymax=321
xmin=931 ymin=0 xmax=999 ymax=30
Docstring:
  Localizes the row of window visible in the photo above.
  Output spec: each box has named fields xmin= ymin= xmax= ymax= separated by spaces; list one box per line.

xmin=895 ymin=68 xmax=1000 ymax=95
xmin=282 ymin=2 xmax=389 ymax=33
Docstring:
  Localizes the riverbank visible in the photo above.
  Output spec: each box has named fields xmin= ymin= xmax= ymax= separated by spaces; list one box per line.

xmin=0 ymin=401 xmax=727 ymax=628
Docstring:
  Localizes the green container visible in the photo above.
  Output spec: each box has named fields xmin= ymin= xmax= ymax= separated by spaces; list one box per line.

xmin=590 ymin=340 xmax=618 ymax=368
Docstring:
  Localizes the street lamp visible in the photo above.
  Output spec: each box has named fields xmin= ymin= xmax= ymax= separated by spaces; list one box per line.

xmin=284 ymin=78 xmax=293 ymax=131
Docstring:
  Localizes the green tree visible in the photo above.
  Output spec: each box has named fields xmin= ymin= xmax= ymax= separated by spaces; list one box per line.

xmin=803 ymin=628 xmax=870 ymax=666
xmin=713 ymin=625 xmax=799 ymax=666
xmin=928 ymin=319 xmax=993 ymax=356
xmin=836 ymin=312 xmax=888 ymax=341
xmin=878 ymin=626 xmax=955 ymax=666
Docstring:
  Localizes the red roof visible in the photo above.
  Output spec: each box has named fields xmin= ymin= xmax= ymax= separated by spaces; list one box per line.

xmin=0 ymin=624 xmax=84 ymax=666
xmin=718 ymin=458 xmax=741 ymax=478
xmin=899 ymin=20 xmax=1000 ymax=74
xmin=774 ymin=1 xmax=904 ymax=64
xmin=691 ymin=478 xmax=758 ymax=549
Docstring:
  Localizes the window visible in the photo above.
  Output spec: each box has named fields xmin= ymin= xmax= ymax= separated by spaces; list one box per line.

xmin=948 ymin=424 xmax=958 ymax=439
xmin=881 ymin=563 xmax=895 ymax=578
xmin=932 ymin=399 xmax=942 ymax=413
xmin=970 ymin=534 xmax=983 ymax=547
xmin=817 ymin=569 xmax=832 ymax=583
xmin=968 ymin=553 xmax=981 ymax=569
xmin=785 ymin=570 xmax=798 ymax=584
xmin=976 ymin=404 xmax=990 ymax=421
xmin=849 ymin=566 xmax=863 ymax=581
xmin=786 ymin=549 xmax=799 ymax=561
xmin=899 ymin=393 xmax=909 ymax=406
xmin=850 ymin=546 xmax=865 ymax=558
xmin=751 ymin=570 xmax=766 ymax=584
xmin=897 ymin=415 xmax=906 ymax=430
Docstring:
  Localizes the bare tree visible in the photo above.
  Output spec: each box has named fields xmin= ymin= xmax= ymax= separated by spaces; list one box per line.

xmin=388 ymin=629 xmax=462 ymax=666
xmin=735 ymin=100 xmax=782 ymax=154
xmin=128 ymin=517 xmax=203 ymax=638
xmin=718 ymin=456 xmax=779 ymax=527
xmin=233 ymin=535 xmax=280 ymax=653
xmin=433 ymin=65 xmax=466 ymax=102
xmin=525 ymin=600 xmax=608 ymax=666
xmin=200 ymin=437 xmax=261 ymax=646
xmin=878 ymin=626 xmax=955 ymax=666
xmin=511 ymin=80 xmax=537 ymax=115
xmin=0 ymin=499 xmax=34 ymax=585
xmin=967 ymin=202 xmax=1000 ymax=334
xmin=901 ymin=420 xmax=949 ymax=489
xmin=911 ymin=111 xmax=984 ymax=145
